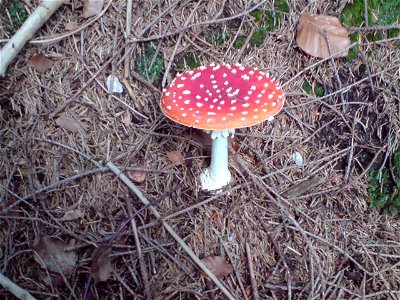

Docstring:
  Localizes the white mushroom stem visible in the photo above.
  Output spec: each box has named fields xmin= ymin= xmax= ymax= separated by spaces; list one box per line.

xmin=200 ymin=129 xmax=234 ymax=191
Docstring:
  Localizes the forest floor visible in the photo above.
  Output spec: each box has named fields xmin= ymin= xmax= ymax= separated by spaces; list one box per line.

xmin=0 ymin=0 xmax=399 ymax=299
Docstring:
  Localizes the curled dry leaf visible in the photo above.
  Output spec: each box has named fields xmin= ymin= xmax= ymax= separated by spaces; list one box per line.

xmin=90 ymin=245 xmax=113 ymax=283
xmin=33 ymin=237 xmax=77 ymax=274
xmin=166 ymin=150 xmax=185 ymax=165
xmin=82 ymin=0 xmax=104 ymax=18
xmin=200 ymin=256 xmax=233 ymax=279
xmin=127 ymin=166 xmax=147 ymax=183
xmin=296 ymin=12 xmax=350 ymax=58
xmin=55 ymin=115 xmax=88 ymax=133
xmin=30 ymin=54 xmax=53 ymax=73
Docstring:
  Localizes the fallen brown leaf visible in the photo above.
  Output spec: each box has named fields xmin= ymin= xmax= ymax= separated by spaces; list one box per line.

xmin=201 ymin=256 xmax=233 ymax=279
xmin=296 ymin=12 xmax=350 ymax=58
xmin=33 ymin=237 xmax=76 ymax=274
xmin=55 ymin=115 xmax=87 ymax=133
xmin=64 ymin=22 xmax=79 ymax=31
xmin=90 ymin=245 xmax=113 ymax=283
xmin=61 ymin=209 xmax=84 ymax=221
xmin=127 ymin=167 xmax=147 ymax=183
xmin=82 ymin=0 xmax=104 ymax=18
xmin=30 ymin=54 xmax=53 ymax=73
xmin=166 ymin=150 xmax=185 ymax=165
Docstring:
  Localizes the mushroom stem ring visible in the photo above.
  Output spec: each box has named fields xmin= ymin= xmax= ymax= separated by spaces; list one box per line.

xmin=200 ymin=129 xmax=234 ymax=191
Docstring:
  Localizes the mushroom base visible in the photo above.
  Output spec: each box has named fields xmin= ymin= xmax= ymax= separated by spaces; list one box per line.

xmin=200 ymin=167 xmax=232 ymax=192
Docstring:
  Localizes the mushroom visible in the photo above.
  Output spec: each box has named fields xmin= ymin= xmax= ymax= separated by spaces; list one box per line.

xmin=160 ymin=63 xmax=285 ymax=191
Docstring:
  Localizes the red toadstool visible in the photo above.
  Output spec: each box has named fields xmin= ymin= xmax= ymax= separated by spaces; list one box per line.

xmin=161 ymin=63 xmax=285 ymax=191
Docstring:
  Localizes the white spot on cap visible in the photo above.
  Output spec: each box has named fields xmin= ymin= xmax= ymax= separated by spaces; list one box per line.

xmin=165 ymin=92 xmax=171 ymax=96
xmin=189 ymin=108 xmax=193 ymax=111
xmin=212 ymin=65 xmax=221 ymax=71
xmin=181 ymin=76 xmax=186 ymax=80
xmin=200 ymin=84 xmax=204 ymax=88
xmin=263 ymin=108 xmax=267 ymax=112
xmin=167 ymin=106 xmax=172 ymax=110
xmin=210 ymin=63 xmax=216 ymax=67
xmin=208 ymin=112 xmax=216 ymax=115
xmin=223 ymin=73 xmax=228 ymax=78
xmin=231 ymin=69 xmax=237 ymax=74
xmin=228 ymin=113 xmax=234 ymax=116
xmin=210 ymin=74 xmax=215 ymax=79
xmin=226 ymin=87 xmax=233 ymax=93
xmin=255 ymin=100 xmax=260 ymax=104
xmin=230 ymin=106 xmax=237 ymax=110
xmin=196 ymin=95 xmax=201 ymax=99
xmin=213 ymin=85 xmax=218 ymax=89
xmin=261 ymin=90 xmax=266 ymax=94
xmin=197 ymin=102 xmax=203 ymax=107
xmin=231 ymin=100 xmax=237 ymax=104
xmin=250 ymin=85 xmax=256 ymax=90
xmin=216 ymin=90 xmax=221 ymax=93
xmin=211 ymin=80 xmax=217 ymax=84
xmin=257 ymin=76 xmax=263 ymax=80
xmin=267 ymin=116 xmax=274 ymax=121
xmin=222 ymin=117 xmax=227 ymax=121
xmin=217 ymin=106 xmax=222 ymax=110
xmin=199 ymin=66 xmax=207 ymax=70
xmin=184 ymin=100 xmax=190 ymax=104
xmin=268 ymin=94 xmax=274 ymax=99
xmin=220 ymin=101 xmax=225 ymax=104
xmin=204 ymin=97 xmax=209 ymax=101
xmin=241 ymin=74 xmax=250 ymax=80
xmin=276 ymin=86 xmax=282 ymax=90
xmin=239 ymin=66 xmax=245 ymax=71
xmin=177 ymin=84 xmax=184 ymax=88
xmin=253 ymin=115 xmax=258 ymax=119
xmin=257 ymin=94 xmax=262 ymax=98
xmin=264 ymin=83 xmax=269 ymax=88
xmin=183 ymin=90 xmax=191 ymax=95
xmin=242 ymin=103 xmax=250 ymax=107
xmin=224 ymin=81 xmax=229 ymax=85
xmin=240 ymin=117 xmax=246 ymax=121
xmin=182 ymin=113 xmax=187 ymax=117
xmin=248 ymin=91 xmax=253 ymax=95
xmin=272 ymin=102 xmax=276 ymax=106
xmin=242 ymin=111 xmax=248 ymax=115
xmin=254 ymin=108 xmax=259 ymax=112
xmin=207 ymin=119 xmax=212 ymax=123
xmin=195 ymin=119 xmax=200 ymax=123
xmin=244 ymin=96 xmax=249 ymax=100
xmin=213 ymin=98 xmax=219 ymax=103
xmin=278 ymin=94 xmax=284 ymax=99
xmin=249 ymin=70 xmax=254 ymax=75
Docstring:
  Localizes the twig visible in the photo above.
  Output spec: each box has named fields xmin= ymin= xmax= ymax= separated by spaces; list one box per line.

xmin=106 ymin=161 xmax=237 ymax=300
xmin=0 ymin=0 xmax=66 ymax=76
xmin=0 ymin=272 xmax=36 ymax=300
xmin=124 ymin=0 xmax=133 ymax=79
xmin=348 ymin=24 xmax=400 ymax=33
xmin=125 ymin=199 xmax=151 ymax=300
xmin=245 ymin=243 xmax=259 ymax=300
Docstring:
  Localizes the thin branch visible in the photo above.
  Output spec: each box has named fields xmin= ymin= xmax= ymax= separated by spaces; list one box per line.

xmin=0 ymin=272 xmax=36 ymax=300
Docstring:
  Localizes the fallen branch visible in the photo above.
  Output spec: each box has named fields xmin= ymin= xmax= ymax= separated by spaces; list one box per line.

xmin=0 ymin=272 xmax=36 ymax=300
xmin=0 ymin=0 xmax=66 ymax=76
xmin=106 ymin=161 xmax=236 ymax=300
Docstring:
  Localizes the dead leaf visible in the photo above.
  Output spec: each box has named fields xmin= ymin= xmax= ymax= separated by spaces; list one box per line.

xmin=127 ymin=167 xmax=147 ymax=183
xmin=90 ymin=245 xmax=113 ymax=283
xmin=61 ymin=209 xmax=84 ymax=221
xmin=33 ymin=237 xmax=76 ymax=274
xmin=64 ymin=22 xmax=79 ymax=31
xmin=30 ymin=54 xmax=53 ymax=73
xmin=296 ymin=12 xmax=350 ymax=58
xmin=82 ymin=0 xmax=104 ymax=18
xmin=55 ymin=115 xmax=87 ymax=133
xmin=201 ymin=256 xmax=233 ymax=279
xmin=166 ymin=151 xmax=185 ymax=165
xmin=121 ymin=111 xmax=131 ymax=126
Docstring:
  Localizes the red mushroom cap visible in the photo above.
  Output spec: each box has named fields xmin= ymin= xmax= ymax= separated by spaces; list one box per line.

xmin=160 ymin=63 xmax=285 ymax=131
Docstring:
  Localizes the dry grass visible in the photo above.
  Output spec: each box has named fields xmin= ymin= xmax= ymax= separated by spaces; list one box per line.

xmin=1 ymin=0 xmax=400 ymax=299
